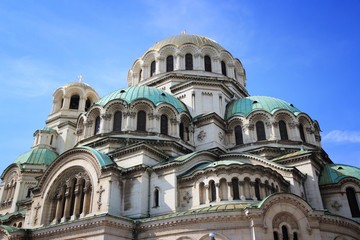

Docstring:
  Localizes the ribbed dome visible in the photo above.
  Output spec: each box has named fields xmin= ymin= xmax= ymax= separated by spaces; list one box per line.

xmin=96 ymin=86 xmax=189 ymax=113
xmin=14 ymin=148 xmax=58 ymax=166
xmin=225 ymin=96 xmax=301 ymax=120
xmin=147 ymin=34 xmax=225 ymax=52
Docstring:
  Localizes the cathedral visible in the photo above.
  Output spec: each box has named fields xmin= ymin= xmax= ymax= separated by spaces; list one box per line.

xmin=0 ymin=33 xmax=359 ymax=240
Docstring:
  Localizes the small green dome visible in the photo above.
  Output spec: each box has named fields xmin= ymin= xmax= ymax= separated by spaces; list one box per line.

xmin=319 ymin=164 xmax=360 ymax=185
xmin=225 ymin=96 xmax=302 ymax=120
xmin=14 ymin=148 xmax=58 ymax=166
xmin=148 ymin=34 xmax=224 ymax=52
xmin=96 ymin=86 xmax=189 ymax=113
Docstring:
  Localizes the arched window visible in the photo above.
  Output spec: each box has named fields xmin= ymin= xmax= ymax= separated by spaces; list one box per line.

xmin=94 ymin=116 xmax=100 ymax=135
xmin=47 ymin=170 xmax=92 ymax=225
xmin=221 ymin=61 xmax=227 ymax=76
xmin=69 ymin=95 xmax=80 ymax=109
xmin=232 ymin=178 xmax=240 ymax=200
xmin=154 ymin=188 xmax=159 ymax=207
xmin=235 ymin=125 xmax=243 ymax=145
xmin=281 ymin=225 xmax=289 ymax=240
xmin=204 ymin=55 xmax=212 ymax=72
xmin=346 ymin=187 xmax=360 ymax=217
xmin=50 ymin=135 xmax=53 ymax=145
xmin=279 ymin=120 xmax=288 ymax=140
xmin=199 ymin=182 xmax=206 ymax=204
xmin=299 ymin=124 xmax=306 ymax=142
xmin=137 ymin=110 xmax=146 ymax=131
xmin=139 ymin=69 xmax=142 ymax=81
xmin=185 ymin=53 xmax=193 ymax=70
xmin=113 ymin=111 xmax=122 ymax=132
xmin=150 ymin=61 xmax=156 ymax=77
xmin=160 ymin=114 xmax=168 ymax=135
xmin=209 ymin=180 xmax=216 ymax=202
xmin=255 ymin=179 xmax=261 ymax=200
xmin=166 ymin=55 xmax=174 ymax=72
xmin=85 ymin=98 xmax=91 ymax=111
xmin=256 ymin=121 xmax=266 ymax=141
xmin=179 ymin=122 xmax=184 ymax=140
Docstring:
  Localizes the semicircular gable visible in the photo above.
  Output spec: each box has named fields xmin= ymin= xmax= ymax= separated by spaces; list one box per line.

xmin=36 ymin=147 xmax=114 ymax=193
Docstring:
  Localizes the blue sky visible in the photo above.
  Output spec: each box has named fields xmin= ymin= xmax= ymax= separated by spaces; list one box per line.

xmin=0 ymin=0 xmax=359 ymax=173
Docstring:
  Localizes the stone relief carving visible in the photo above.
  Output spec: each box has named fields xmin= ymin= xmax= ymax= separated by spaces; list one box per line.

xmin=197 ymin=130 xmax=206 ymax=142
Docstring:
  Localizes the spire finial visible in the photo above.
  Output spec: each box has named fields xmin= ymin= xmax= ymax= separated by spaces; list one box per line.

xmin=78 ymin=74 xmax=83 ymax=83
xmin=181 ymin=30 xmax=187 ymax=35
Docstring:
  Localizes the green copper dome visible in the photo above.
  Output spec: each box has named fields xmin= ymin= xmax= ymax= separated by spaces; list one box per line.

xmin=225 ymin=96 xmax=302 ymax=120
xmin=148 ymin=34 xmax=224 ymax=52
xmin=96 ymin=86 xmax=189 ymax=113
xmin=319 ymin=164 xmax=360 ymax=185
xmin=14 ymin=148 xmax=58 ymax=166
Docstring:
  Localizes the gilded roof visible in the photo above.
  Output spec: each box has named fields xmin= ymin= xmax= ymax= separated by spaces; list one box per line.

xmin=319 ymin=164 xmax=360 ymax=185
xmin=225 ymin=96 xmax=302 ymax=120
xmin=14 ymin=148 xmax=58 ymax=166
xmin=147 ymin=34 xmax=224 ymax=52
xmin=96 ymin=86 xmax=188 ymax=113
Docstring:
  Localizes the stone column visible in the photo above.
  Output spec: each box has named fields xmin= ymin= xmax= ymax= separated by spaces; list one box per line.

xmin=227 ymin=182 xmax=233 ymax=201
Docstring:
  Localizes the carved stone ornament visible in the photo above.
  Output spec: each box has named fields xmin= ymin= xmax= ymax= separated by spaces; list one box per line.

xmin=34 ymin=202 xmax=41 ymax=224
xmin=101 ymin=113 xmax=112 ymax=120
xmin=288 ymin=122 xmax=297 ymax=129
xmin=197 ymin=130 xmax=206 ymax=142
xmin=218 ymin=132 xmax=224 ymax=142
xmin=124 ymin=111 xmax=136 ymax=119
xmin=183 ymin=192 xmax=192 ymax=204
xmin=331 ymin=200 xmax=342 ymax=211
xmin=96 ymin=185 xmax=105 ymax=210
xmin=84 ymin=120 xmax=93 ymax=127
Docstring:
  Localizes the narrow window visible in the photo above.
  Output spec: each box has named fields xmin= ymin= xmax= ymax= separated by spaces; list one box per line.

xmin=199 ymin=182 xmax=206 ymax=204
xmin=185 ymin=53 xmax=193 ymax=70
xmin=113 ymin=111 xmax=122 ymax=132
xmin=273 ymin=231 xmax=279 ymax=240
xmin=221 ymin=61 xmax=227 ymax=76
xmin=282 ymin=225 xmax=289 ymax=240
xmin=154 ymin=188 xmax=159 ymax=207
xmin=234 ymin=69 xmax=237 ymax=80
xmin=69 ymin=179 xmax=76 ymax=217
xmin=150 ymin=61 xmax=156 ymax=77
xmin=209 ymin=180 xmax=216 ymax=202
xmin=299 ymin=124 xmax=306 ymax=142
xmin=166 ymin=55 xmax=174 ymax=72
xmin=256 ymin=121 xmax=266 ymax=141
xmin=279 ymin=120 xmax=288 ymax=140
xmin=94 ymin=116 xmax=101 ymax=135
xmin=232 ymin=178 xmax=240 ymax=200
xmin=179 ymin=122 xmax=184 ymax=140
xmin=204 ymin=55 xmax=212 ymax=72
xmin=160 ymin=114 xmax=168 ymax=135
xmin=85 ymin=98 xmax=91 ymax=111
xmin=255 ymin=179 xmax=261 ymax=200
xmin=293 ymin=232 xmax=298 ymax=240
xmin=346 ymin=187 xmax=360 ymax=217
xmin=69 ymin=95 xmax=80 ymax=109
xmin=235 ymin=125 xmax=244 ymax=145
xmin=137 ymin=110 xmax=146 ymax=131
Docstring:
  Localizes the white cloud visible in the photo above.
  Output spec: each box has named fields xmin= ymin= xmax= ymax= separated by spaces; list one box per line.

xmin=323 ymin=130 xmax=360 ymax=143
